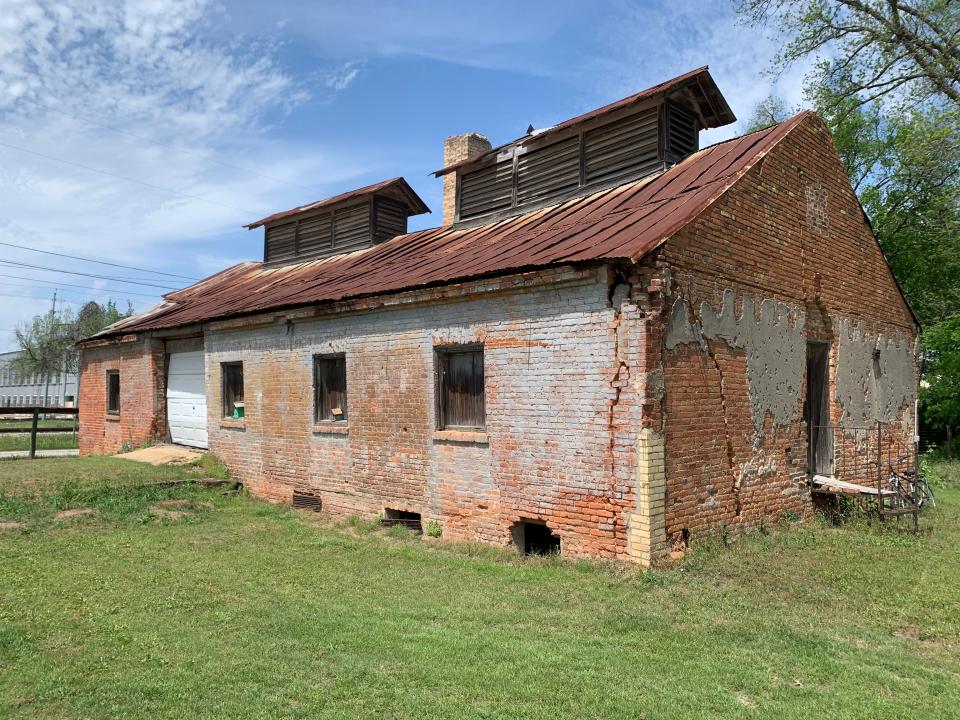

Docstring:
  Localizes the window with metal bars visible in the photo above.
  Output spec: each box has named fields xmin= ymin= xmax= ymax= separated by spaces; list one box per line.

xmin=221 ymin=362 xmax=244 ymax=419
xmin=435 ymin=345 xmax=485 ymax=430
xmin=106 ymin=370 xmax=120 ymax=414
xmin=314 ymin=354 xmax=347 ymax=422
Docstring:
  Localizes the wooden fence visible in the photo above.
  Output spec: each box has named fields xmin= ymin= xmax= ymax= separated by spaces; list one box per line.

xmin=0 ymin=406 xmax=79 ymax=459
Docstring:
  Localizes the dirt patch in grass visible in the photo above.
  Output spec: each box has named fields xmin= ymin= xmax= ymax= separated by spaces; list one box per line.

xmin=52 ymin=508 xmax=96 ymax=521
xmin=150 ymin=507 xmax=191 ymax=520
xmin=148 ymin=499 xmax=214 ymax=520
xmin=895 ymin=625 xmax=922 ymax=640
xmin=0 ymin=520 xmax=27 ymax=531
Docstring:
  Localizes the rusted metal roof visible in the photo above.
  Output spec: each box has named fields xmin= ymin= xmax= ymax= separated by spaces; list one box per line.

xmin=433 ymin=66 xmax=736 ymax=177
xmin=99 ymin=112 xmax=811 ymax=338
xmin=245 ymin=177 xmax=430 ymax=229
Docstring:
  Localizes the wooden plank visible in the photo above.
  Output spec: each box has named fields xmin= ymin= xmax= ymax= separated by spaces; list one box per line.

xmin=811 ymin=475 xmax=892 ymax=496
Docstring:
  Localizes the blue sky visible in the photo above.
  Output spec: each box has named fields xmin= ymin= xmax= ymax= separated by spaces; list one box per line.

xmin=0 ymin=0 xmax=812 ymax=351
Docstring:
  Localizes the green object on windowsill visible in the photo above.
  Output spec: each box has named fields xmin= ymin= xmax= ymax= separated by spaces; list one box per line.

xmin=232 ymin=402 xmax=245 ymax=419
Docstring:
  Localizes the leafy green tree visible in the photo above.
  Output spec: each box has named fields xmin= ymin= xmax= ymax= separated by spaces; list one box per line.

xmin=12 ymin=300 xmax=135 ymax=400
xmin=920 ymin=315 xmax=960 ymax=456
xmin=739 ymin=0 xmax=960 ymax=448
xmin=745 ymin=95 xmax=791 ymax=131
xmin=738 ymin=0 xmax=960 ymax=110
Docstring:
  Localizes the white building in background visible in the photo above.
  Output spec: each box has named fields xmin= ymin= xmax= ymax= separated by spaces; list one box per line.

xmin=0 ymin=351 xmax=78 ymax=408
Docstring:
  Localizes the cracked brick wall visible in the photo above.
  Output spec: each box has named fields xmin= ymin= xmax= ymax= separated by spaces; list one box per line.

xmin=202 ymin=266 xmax=645 ymax=559
xmin=654 ymin=113 xmax=918 ymax=542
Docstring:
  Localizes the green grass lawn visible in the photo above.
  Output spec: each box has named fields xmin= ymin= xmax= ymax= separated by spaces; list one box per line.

xmin=0 ymin=457 xmax=958 ymax=719
xmin=0 ymin=419 xmax=79 ymax=452
xmin=0 ymin=419 xmax=76 ymax=431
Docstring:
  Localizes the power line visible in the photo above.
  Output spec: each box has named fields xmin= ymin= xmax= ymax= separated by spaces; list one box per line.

xmin=38 ymin=102 xmax=321 ymax=194
xmin=0 ymin=259 xmax=178 ymax=289
xmin=0 ymin=273 xmax=160 ymax=298
xmin=0 ymin=241 xmax=199 ymax=281
xmin=0 ymin=137 xmax=252 ymax=214
xmin=0 ymin=292 xmax=79 ymax=305
xmin=0 ymin=272 xmax=161 ymax=299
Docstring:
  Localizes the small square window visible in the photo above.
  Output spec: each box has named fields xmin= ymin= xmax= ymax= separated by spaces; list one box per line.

xmin=435 ymin=345 xmax=485 ymax=430
xmin=106 ymin=370 xmax=120 ymax=414
xmin=221 ymin=362 xmax=244 ymax=419
xmin=314 ymin=354 xmax=347 ymax=422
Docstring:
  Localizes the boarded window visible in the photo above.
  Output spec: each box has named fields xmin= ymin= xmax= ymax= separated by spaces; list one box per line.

xmin=435 ymin=346 xmax=485 ymax=430
xmin=314 ymin=354 xmax=347 ymax=422
xmin=106 ymin=370 xmax=120 ymax=414
xmin=221 ymin=362 xmax=244 ymax=419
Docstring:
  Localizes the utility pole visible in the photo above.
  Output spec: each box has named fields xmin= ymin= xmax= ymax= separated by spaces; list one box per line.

xmin=41 ymin=290 xmax=56 ymax=414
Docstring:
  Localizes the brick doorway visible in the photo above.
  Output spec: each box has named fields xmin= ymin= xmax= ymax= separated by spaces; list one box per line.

xmin=805 ymin=342 xmax=832 ymax=476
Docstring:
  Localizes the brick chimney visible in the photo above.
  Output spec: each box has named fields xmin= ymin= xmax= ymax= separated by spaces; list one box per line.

xmin=442 ymin=133 xmax=491 ymax=225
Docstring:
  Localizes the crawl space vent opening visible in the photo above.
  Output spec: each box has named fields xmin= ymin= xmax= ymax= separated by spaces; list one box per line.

xmin=511 ymin=520 xmax=561 ymax=556
xmin=383 ymin=508 xmax=423 ymax=534
xmin=292 ymin=491 xmax=322 ymax=512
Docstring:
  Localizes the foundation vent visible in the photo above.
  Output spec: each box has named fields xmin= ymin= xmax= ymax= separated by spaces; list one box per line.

xmin=383 ymin=508 xmax=423 ymax=534
xmin=292 ymin=490 xmax=322 ymax=512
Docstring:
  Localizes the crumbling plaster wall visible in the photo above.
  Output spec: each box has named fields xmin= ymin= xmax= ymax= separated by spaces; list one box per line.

xmin=835 ymin=318 xmax=917 ymax=431
xmin=666 ymin=289 xmax=806 ymax=437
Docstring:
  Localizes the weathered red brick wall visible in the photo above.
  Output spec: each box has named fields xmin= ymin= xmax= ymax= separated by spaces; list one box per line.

xmin=204 ymin=266 xmax=645 ymax=559
xmin=78 ymin=338 xmax=166 ymax=455
xmin=655 ymin=114 xmax=918 ymax=542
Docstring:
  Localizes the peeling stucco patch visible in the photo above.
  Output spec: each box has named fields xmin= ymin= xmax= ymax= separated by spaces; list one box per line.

xmin=835 ymin=319 xmax=916 ymax=429
xmin=664 ymin=298 xmax=699 ymax=349
xmin=665 ymin=290 xmax=806 ymax=435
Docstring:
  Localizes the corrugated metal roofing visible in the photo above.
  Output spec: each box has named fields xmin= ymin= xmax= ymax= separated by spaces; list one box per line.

xmin=245 ymin=177 xmax=430 ymax=229
xmin=433 ymin=66 xmax=736 ymax=177
xmin=98 ymin=112 xmax=811 ymax=339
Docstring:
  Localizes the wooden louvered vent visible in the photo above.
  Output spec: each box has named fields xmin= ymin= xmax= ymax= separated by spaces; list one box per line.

xmin=666 ymin=104 xmax=699 ymax=162
xmin=517 ymin=136 xmax=580 ymax=206
xmin=583 ymin=107 xmax=659 ymax=186
xmin=456 ymin=99 xmax=703 ymax=224
xmin=458 ymin=162 xmax=512 ymax=219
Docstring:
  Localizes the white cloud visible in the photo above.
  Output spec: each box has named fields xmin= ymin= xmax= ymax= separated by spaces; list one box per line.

xmin=223 ymin=0 xmax=576 ymax=75
xmin=0 ymin=0 xmax=367 ymax=351
xmin=588 ymin=0 xmax=817 ymax=142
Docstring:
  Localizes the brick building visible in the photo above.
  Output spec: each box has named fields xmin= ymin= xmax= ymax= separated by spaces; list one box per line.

xmin=78 ymin=68 xmax=919 ymax=564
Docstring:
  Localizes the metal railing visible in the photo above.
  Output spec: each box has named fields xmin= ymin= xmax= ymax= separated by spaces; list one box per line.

xmin=810 ymin=421 xmax=921 ymax=519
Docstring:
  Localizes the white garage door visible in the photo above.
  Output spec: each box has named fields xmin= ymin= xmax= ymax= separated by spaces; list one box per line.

xmin=167 ymin=351 xmax=208 ymax=449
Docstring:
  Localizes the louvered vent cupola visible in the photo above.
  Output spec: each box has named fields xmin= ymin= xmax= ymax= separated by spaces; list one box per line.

xmin=436 ymin=67 xmax=736 ymax=225
xmin=247 ymin=178 xmax=430 ymax=266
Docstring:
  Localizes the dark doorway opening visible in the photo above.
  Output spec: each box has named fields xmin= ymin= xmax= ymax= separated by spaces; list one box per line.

xmin=383 ymin=509 xmax=423 ymax=534
xmin=511 ymin=520 xmax=561 ymax=556
xmin=805 ymin=342 xmax=832 ymax=476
